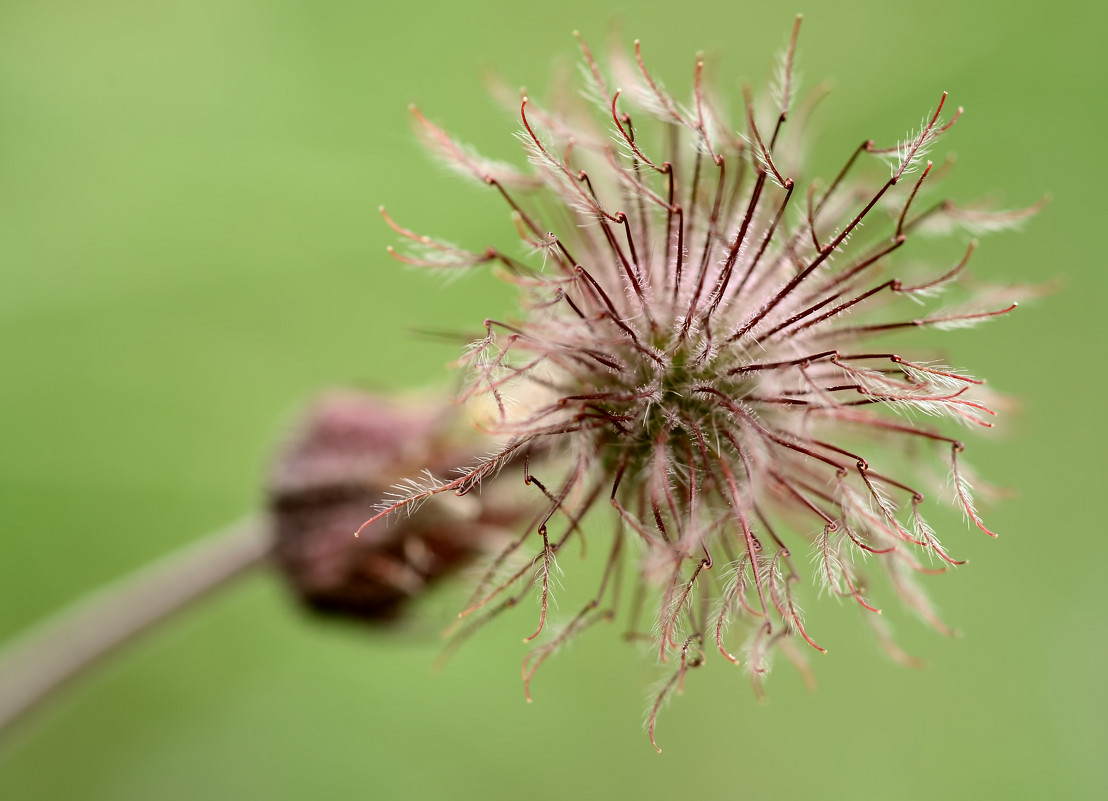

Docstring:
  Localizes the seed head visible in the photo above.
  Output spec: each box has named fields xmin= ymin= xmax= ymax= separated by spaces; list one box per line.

xmin=367 ymin=18 xmax=1041 ymax=749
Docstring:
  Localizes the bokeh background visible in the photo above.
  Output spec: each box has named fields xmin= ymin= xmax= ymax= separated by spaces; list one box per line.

xmin=1 ymin=0 xmax=1104 ymax=798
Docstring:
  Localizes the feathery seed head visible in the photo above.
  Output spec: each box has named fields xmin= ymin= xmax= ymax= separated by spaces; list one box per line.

xmin=369 ymin=17 xmax=1039 ymax=750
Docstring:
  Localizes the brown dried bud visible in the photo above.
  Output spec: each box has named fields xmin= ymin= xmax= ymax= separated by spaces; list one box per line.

xmin=267 ymin=391 xmax=523 ymax=623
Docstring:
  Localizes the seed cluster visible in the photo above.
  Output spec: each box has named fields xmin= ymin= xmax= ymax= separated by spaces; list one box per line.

xmin=367 ymin=18 xmax=1039 ymax=748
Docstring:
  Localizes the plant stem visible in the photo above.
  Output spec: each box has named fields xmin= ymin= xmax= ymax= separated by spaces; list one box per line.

xmin=0 ymin=516 xmax=271 ymax=742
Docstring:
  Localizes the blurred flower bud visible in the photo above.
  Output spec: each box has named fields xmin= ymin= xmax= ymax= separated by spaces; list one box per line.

xmin=268 ymin=391 xmax=524 ymax=622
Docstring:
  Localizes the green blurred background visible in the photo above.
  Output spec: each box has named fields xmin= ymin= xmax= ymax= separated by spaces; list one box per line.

xmin=1 ymin=0 xmax=1104 ymax=798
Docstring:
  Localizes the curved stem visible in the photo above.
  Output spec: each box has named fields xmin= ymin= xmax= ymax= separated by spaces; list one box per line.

xmin=0 ymin=516 xmax=272 ymax=742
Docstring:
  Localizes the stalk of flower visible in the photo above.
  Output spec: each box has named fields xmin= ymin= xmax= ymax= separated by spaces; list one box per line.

xmin=368 ymin=16 xmax=1042 ymax=750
